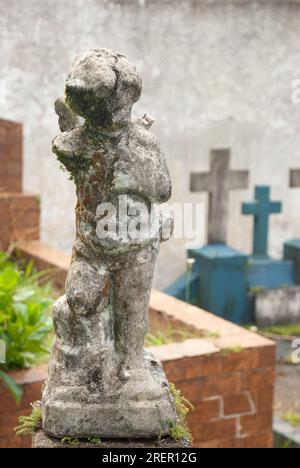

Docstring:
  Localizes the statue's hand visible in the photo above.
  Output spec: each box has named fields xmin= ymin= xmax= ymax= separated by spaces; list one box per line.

xmin=54 ymin=97 xmax=82 ymax=132
xmin=159 ymin=212 xmax=174 ymax=243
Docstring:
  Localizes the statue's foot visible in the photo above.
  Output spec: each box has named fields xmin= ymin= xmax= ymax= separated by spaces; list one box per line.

xmin=118 ymin=353 xmax=170 ymax=401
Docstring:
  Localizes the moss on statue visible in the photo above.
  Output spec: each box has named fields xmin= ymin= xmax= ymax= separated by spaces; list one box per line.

xmin=168 ymin=383 xmax=194 ymax=444
xmin=15 ymin=404 xmax=42 ymax=436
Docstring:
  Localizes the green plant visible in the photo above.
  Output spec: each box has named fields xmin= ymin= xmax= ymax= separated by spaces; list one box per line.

xmin=205 ymin=331 xmax=220 ymax=338
xmin=169 ymin=421 xmax=191 ymax=442
xmin=61 ymin=436 xmax=80 ymax=446
xmin=15 ymin=403 xmax=42 ymax=435
xmin=262 ymin=323 xmax=300 ymax=338
xmin=145 ymin=326 xmax=204 ymax=347
xmin=169 ymin=383 xmax=194 ymax=444
xmin=281 ymin=439 xmax=292 ymax=449
xmin=243 ymin=325 xmax=258 ymax=332
xmin=0 ymin=369 xmax=22 ymax=403
xmin=0 ymin=251 xmax=54 ymax=401
xmin=221 ymin=346 xmax=243 ymax=356
xmin=249 ymin=285 xmax=265 ymax=294
xmin=88 ymin=437 xmax=102 ymax=445
xmin=282 ymin=412 xmax=300 ymax=427
xmin=146 ymin=330 xmax=171 ymax=346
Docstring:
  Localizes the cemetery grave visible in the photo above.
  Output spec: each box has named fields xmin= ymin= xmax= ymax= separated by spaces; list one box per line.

xmin=167 ymin=145 xmax=300 ymax=446
xmin=167 ymin=148 xmax=300 ymax=329
xmin=259 ymin=324 xmax=300 ymax=447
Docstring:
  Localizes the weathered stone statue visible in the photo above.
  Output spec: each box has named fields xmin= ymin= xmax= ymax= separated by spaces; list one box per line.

xmin=42 ymin=48 xmax=177 ymax=439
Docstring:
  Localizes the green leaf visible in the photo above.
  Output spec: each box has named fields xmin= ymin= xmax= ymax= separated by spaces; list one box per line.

xmin=24 ymin=260 xmax=34 ymax=278
xmin=0 ymin=370 xmax=23 ymax=403
xmin=0 ymin=252 xmax=54 ymax=371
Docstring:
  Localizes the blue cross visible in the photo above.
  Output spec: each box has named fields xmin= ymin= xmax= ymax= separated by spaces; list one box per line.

xmin=242 ymin=186 xmax=282 ymax=257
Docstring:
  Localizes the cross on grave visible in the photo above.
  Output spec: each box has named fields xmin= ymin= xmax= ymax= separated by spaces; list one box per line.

xmin=242 ymin=186 xmax=282 ymax=258
xmin=190 ymin=148 xmax=249 ymax=244
xmin=290 ymin=168 xmax=300 ymax=188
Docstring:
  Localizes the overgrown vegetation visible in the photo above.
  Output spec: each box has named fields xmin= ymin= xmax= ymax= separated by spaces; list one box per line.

xmin=54 ymin=144 xmax=90 ymax=184
xmin=249 ymin=285 xmax=265 ymax=294
xmin=0 ymin=251 xmax=54 ymax=401
xmin=15 ymin=404 xmax=42 ymax=436
xmin=88 ymin=437 xmax=102 ymax=445
xmin=0 ymin=370 xmax=23 ymax=403
xmin=169 ymin=383 xmax=194 ymax=444
xmin=60 ymin=436 xmax=102 ymax=446
xmin=282 ymin=412 xmax=300 ymax=428
xmin=221 ymin=346 xmax=243 ymax=356
xmin=262 ymin=323 xmax=300 ymax=338
xmin=145 ymin=325 xmax=218 ymax=347
xmin=61 ymin=436 xmax=80 ymax=446
xmin=281 ymin=439 xmax=292 ymax=449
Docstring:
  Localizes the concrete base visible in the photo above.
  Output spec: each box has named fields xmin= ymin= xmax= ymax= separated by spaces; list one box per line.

xmin=33 ymin=429 xmax=188 ymax=448
xmin=255 ymin=286 xmax=300 ymax=326
xmin=42 ymin=350 xmax=177 ymax=439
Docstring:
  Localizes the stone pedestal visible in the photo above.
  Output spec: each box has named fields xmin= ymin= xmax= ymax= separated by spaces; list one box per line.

xmin=33 ymin=430 xmax=188 ymax=449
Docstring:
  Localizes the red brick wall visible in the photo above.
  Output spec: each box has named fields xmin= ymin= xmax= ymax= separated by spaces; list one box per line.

xmin=163 ymin=349 xmax=274 ymax=448
xmin=0 ymin=351 xmax=275 ymax=448
xmin=0 ymin=119 xmax=40 ymax=250
xmin=150 ymin=291 xmax=276 ymax=449
xmin=0 ymin=365 xmax=47 ymax=448
xmin=0 ymin=193 xmax=40 ymax=251
xmin=0 ymin=119 xmax=22 ymax=192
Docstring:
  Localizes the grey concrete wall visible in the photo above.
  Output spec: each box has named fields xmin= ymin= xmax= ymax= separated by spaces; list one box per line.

xmin=1 ymin=0 xmax=300 ymax=288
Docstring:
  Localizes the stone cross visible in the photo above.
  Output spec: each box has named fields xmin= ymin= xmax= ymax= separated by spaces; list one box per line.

xmin=190 ymin=148 xmax=249 ymax=244
xmin=42 ymin=48 xmax=177 ymax=440
xmin=290 ymin=169 xmax=300 ymax=188
xmin=242 ymin=186 xmax=282 ymax=257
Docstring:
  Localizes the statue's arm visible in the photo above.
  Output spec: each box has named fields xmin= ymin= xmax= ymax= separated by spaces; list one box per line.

xmin=55 ymin=97 xmax=82 ymax=132
xmin=52 ymin=128 xmax=88 ymax=176
xmin=52 ymin=98 xmax=88 ymax=174
xmin=150 ymin=148 xmax=172 ymax=203
xmin=52 ymin=132 xmax=75 ymax=171
xmin=112 ymin=134 xmax=172 ymax=204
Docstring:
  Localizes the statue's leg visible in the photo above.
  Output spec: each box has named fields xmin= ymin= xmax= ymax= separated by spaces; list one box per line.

xmin=43 ymin=247 xmax=114 ymax=428
xmin=66 ymin=250 xmax=110 ymax=316
xmin=112 ymin=243 xmax=158 ymax=375
xmin=44 ymin=243 xmax=177 ymax=438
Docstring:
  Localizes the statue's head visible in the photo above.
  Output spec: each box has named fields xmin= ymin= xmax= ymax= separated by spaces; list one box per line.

xmin=65 ymin=48 xmax=142 ymax=129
